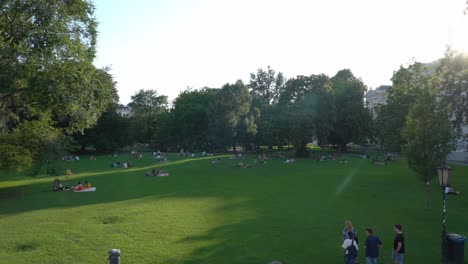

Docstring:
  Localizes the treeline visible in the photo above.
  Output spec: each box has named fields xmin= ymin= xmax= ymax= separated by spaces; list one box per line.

xmin=76 ymin=67 xmax=372 ymax=155
xmin=77 ymin=50 xmax=467 ymax=162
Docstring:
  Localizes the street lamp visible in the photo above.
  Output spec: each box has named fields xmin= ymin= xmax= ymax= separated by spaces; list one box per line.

xmin=437 ymin=164 xmax=453 ymax=264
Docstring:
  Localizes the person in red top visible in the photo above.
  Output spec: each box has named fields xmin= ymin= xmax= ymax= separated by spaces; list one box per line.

xmin=74 ymin=181 xmax=84 ymax=191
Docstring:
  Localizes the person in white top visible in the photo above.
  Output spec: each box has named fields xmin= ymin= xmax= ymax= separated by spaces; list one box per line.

xmin=342 ymin=231 xmax=359 ymax=264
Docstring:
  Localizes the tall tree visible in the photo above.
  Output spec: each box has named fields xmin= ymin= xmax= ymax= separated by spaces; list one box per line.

xmin=74 ymin=108 xmax=133 ymax=153
xmin=169 ymin=88 xmax=218 ymax=151
xmin=0 ymin=0 xmax=117 ymax=171
xmin=436 ymin=49 xmax=468 ymax=136
xmin=129 ymin=89 xmax=168 ymax=146
xmin=328 ymin=69 xmax=371 ymax=151
xmin=376 ymin=63 xmax=435 ymax=152
xmin=207 ymin=81 xmax=255 ymax=151
xmin=276 ymin=74 xmax=335 ymax=156
xmin=402 ymin=89 xmax=454 ymax=209
xmin=249 ymin=66 xmax=286 ymax=148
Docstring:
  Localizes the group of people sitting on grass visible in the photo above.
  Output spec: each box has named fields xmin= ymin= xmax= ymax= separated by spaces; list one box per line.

xmin=145 ymin=168 xmax=169 ymax=177
xmin=153 ymin=151 xmax=168 ymax=163
xmin=131 ymin=150 xmax=143 ymax=159
xmin=180 ymin=149 xmax=196 ymax=157
xmin=284 ymin=158 xmax=295 ymax=164
xmin=202 ymin=151 xmax=214 ymax=156
xmin=236 ymin=161 xmax=251 ymax=168
xmin=53 ymin=179 xmax=92 ymax=191
xmin=111 ymin=161 xmax=133 ymax=169
xmin=62 ymin=155 xmax=80 ymax=161
xmin=73 ymin=181 xmax=92 ymax=191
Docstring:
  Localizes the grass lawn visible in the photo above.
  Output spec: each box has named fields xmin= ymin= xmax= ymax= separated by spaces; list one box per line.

xmin=0 ymin=153 xmax=467 ymax=263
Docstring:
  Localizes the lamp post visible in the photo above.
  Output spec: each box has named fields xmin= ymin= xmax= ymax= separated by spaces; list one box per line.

xmin=437 ymin=164 xmax=453 ymax=264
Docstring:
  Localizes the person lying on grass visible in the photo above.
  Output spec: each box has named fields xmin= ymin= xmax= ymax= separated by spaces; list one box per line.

xmin=210 ymin=158 xmax=222 ymax=164
xmin=146 ymin=168 xmax=169 ymax=176
xmin=445 ymin=186 xmax=460 ymax=195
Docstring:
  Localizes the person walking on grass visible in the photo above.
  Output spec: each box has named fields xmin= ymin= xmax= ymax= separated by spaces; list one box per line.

xmin=342 ymin=221 xmax=357 ymax=241
xmin=342 ymin=231 xmax=359 ymax=264
xmin=392 ymin=224 xmax=405 ymax=264
xmin=364 ymin=228 xmax=382 ymax=264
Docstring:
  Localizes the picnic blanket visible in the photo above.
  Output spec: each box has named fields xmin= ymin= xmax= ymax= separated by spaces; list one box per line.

xmin=74 ymin=187 xmax=96 ymax=192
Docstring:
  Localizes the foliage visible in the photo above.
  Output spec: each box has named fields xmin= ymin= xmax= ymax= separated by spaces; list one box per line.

xmin=402 ymin=89 xmax=454 ymax=208
xmin=207 ymin=81 xmax=255 ymax=150
xmin=328 ymin=69 xmax=371 ymax=151
xmin=0 ymin=0 xmax=116 ymax=171
xmin=128 ymin=89 xmax=168 ymax=145
xmin=168 ymin=88 xmax=218 ymax=151
xmin=0 ymin=118 xmax=72 ymax=173
xmin=249 ymin=66 xmax=286 ymax=148
xmin=75 ymin=107 xmax=133 ymax=152
xmin=376 ymin=63 xmax=437 ymax=152
xmin=436 ymin=49 xmax=468 ymax=136
xmin=276 ymin=74 xmax=335 ymax=156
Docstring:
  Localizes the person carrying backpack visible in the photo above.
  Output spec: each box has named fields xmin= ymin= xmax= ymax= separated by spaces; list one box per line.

xmin=342 ymin=231 xmax=359 ymax=264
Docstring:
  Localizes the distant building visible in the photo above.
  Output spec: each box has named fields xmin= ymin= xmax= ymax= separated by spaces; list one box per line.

xmin=116 ymin=104 xmax=132 ymax=117
xmin=364 ymin=85 xmax=390 ymax=118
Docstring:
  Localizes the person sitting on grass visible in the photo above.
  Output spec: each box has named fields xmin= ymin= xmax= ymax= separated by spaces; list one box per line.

xmin=73 ymin=182 xmax=84 ymax=191
xmin=84 ymin=181 xmax=91 ymax=189
xmin=445 ymin=186 xmax=460 ymax=195
xmin=53 ymin=179 xmax=70 ymax=191
xmin=65 ymin=169 xmax=72 ymax=176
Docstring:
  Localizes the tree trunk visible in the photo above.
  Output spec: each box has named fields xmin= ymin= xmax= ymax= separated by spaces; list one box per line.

xmin=424 ymin=180 xmax=429 ymax=209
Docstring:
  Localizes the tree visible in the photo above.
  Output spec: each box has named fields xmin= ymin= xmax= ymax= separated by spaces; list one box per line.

xmin=0 ymin=0 xmax=117 ymax=171
xmin=376 ymin=63 xmax=435 ymax=152
xmin=403 ymin=89 xmax=455 ymax=208
xmin=75 ymin=108 xmax=133 ymax=152
xmin=128 ymin=89 xmax=168 ymax=146
xmin=436 ymin=49 xmax=468 ymax=136
xmin=276 ymin=75 xmax=335 ymax=156
xmin=207 ymin=81 xmax=255 ymax=151
xmin=0 ymin=118 xmax=72 ymax=174
xmin=249 ymin=66 xmax=286 ymax=149
xmin=168 ymin=88 xmax=218 ymax=151
xmin=328 ymin=69 xmax=371 ymax=151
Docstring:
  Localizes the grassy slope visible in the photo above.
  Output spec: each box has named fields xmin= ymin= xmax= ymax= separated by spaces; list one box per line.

xmin=0 ymin=153 xmax=467 ymax=264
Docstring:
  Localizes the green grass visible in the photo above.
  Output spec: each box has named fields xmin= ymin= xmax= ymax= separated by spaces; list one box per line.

xmin=0 ymin=153 xmax=467 ymax=263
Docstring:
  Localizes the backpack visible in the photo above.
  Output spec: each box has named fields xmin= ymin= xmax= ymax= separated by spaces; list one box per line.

xmin=346 ymin=238 xmax=358 ymax=258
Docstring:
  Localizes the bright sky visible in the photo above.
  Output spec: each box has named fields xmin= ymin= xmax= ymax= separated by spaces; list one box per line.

xmin=93 ymin=0 xmax=468 ymax=105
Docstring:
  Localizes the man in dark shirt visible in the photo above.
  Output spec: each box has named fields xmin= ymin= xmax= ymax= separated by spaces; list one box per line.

xmin=392 ymin=224 xmax=405 ymax=264
xmin=365 ymin=228 xmax=382 ymax=264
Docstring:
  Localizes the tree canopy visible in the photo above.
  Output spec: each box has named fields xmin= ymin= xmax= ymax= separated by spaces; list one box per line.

xmin=0 ymin=0 xmax=117 ymax=171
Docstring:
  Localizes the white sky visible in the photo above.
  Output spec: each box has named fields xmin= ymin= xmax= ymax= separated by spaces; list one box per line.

xmin=93 ymin=0 xmax=468 ymax=105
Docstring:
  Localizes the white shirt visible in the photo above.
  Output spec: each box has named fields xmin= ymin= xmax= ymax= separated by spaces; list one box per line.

xmin=342 ymin=239 xmax=359 ymax=254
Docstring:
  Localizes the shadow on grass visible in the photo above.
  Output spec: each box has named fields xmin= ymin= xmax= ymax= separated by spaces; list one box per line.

xmin=1 ymin=156 xmax=435 ymax=263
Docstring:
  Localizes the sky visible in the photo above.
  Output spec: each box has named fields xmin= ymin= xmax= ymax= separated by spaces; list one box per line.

xmin=92 ymin=0 xmax=468 ymax=105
